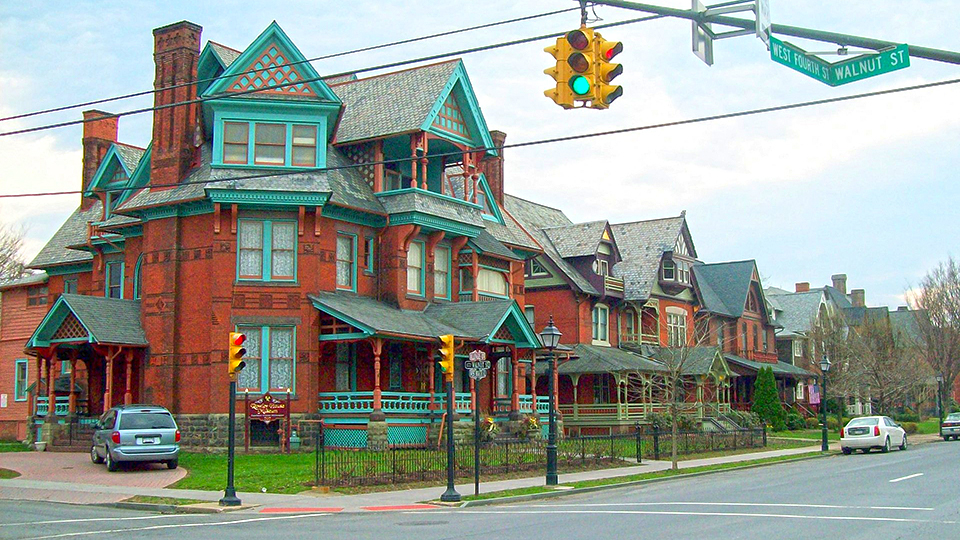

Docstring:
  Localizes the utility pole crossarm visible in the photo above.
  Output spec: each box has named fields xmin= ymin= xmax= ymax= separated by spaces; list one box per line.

xmin=590 ymin=0 xmax=960 ymax=65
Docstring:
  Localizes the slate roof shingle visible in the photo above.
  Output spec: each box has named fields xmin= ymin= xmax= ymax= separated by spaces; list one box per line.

xmin=558 ymin=343 xmax=663 ymax=375
xmin=28 ymin=204 xmax=101 ymax=268
xmin=611 ymin=216 xmax=686 ymax=301
xmin=693 ymin=260 xmax=757 ymax=318
xmin=541 ymin=220 xmax=609 ymax=259
xmin=59 ymin=294 xmax=147 ymax=346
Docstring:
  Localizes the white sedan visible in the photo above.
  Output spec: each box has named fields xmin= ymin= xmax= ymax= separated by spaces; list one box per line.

xmin=840 ymin=416 xmax=907 ymax=454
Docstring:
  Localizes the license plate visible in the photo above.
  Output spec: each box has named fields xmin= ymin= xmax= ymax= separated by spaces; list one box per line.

xmin=139 ymin=437 xmax=159 ymax=445
xmin=848 ymin=427 xmax=868 ymax=435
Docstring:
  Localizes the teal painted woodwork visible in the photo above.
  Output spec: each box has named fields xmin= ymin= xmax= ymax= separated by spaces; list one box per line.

xmin=321 ymin=204 xmax=386 ymax=228
xmin=322 ymin=427 xmax=368 ymax=448
xmin=132 ymin=254 xmax=143 ymax=300
xmin=235 ymin=325 xmax=297 ymax=393
xmin=236 ymin=218 xmax=298 ymax=283
xmin=420 ymin=61 xmax=497 ymax=157
xmin=387 ymin=425 xmax=428 ymax=446
xmin=386 ymin=211 xmax=482 ymax=238
xmin=208 ymin=188 xmax=329 ymax=208
xmin=45 ymin=263 xmax=93 ymax=277
xmin=335 ymin=232 xmax=358 ymax=293
xmin=13 ymin=359 xmax=27 ymax=401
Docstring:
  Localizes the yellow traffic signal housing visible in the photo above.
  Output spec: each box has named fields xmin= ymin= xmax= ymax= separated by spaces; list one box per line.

xmin=228 ymin=332 xmax=247 ymax=378
xmin=592 ymin=32 xmax=624 ymax=109
xmin=438 ymin=334 xmax=456 ymax=382
xmin=544 ymin=27 xmax=598 ymax=108
xmin=544 ymin=39 xmax=574 ymax=108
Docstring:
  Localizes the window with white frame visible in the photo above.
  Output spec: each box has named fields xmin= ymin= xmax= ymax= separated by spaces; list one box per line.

xmin=434 ymin=246 xmax=450 ymax=299
xmin=796 ymin=381 xmax=805 ymax=400
xmin=793 ymin=340 xmax=803 ymax=358
xmin=14 ymin=360 xmax=28 ymax=401
xmin=236 ymin=326 xmax=295 ymax=393
xmin=595 ymin=258 xmax=609 ymax=276
xmin=661 ymin=259 xmax=675 ymax=281
xmin=407 ymin=241 xmax=424 ymax=295
xmin=363 ymin=237 xmax=375 ymax=274
xmin=524 ymin=305 xmax=535 ymax=326
xmin=667 ymin=309 xmax=687 ymax=348
xmin=105 ymin=261 xmax=123 ymax=299
xmin=496 ymin=357 xmax=510 ymax=397
xmin=238 ymin=219 xmax=297 ymax=282
xmin=335 ymin=234 xmax=356 ymax=291
xmin=592 ymin=304 xmax=609 ymax=343
xmin=677 ymin=261 xmax=691 ymax=284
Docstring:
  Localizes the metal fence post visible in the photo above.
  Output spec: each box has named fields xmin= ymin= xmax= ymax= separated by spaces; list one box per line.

xmin=762 ymin=425 xmax=767 ymax=447
xmin=314 ymin=423 xmax=320 ymax=486
xmin=653 ymin=427 xmax=660 ymax=460
xmin=635 ymin=423 xmax=642 ymax=464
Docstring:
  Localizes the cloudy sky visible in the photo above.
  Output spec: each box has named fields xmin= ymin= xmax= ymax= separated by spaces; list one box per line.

xmin=1 ymin=1 xmax=957 ymax=307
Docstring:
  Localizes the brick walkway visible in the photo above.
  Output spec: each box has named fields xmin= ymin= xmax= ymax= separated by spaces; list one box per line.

xmin=0 ymin=451 xmax=185 ymax=488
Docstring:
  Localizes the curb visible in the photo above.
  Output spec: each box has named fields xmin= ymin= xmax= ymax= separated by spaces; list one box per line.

xmin=460 ymin=452 xmax=830 ymax=507
xmin=101 ymin=501 xmax=255 ymax=514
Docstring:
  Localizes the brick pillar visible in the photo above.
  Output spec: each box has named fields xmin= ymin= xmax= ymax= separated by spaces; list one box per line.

xmin=151 ymin=21 xmax=201 ymax=189
xmin=81 ymin=110 xmax=119 ymax=211
xmin=480 ymin=130 xmax=506 ymax=207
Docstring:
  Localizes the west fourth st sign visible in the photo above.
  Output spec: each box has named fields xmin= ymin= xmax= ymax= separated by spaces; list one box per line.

xmin=769 ymin=36 xmax=910 ymax=87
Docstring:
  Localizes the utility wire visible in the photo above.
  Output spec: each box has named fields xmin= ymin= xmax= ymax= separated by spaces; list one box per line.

xmin=0 ymin=6 xmax=584 ymax=123
xmin=0 ymin=14 xmax=663 ymax=138
xmin=2 ymin=76 xmax=955 ymax=201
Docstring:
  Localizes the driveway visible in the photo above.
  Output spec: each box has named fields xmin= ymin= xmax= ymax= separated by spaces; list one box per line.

xmin=0 ymin=451 xmax=185 ymax=488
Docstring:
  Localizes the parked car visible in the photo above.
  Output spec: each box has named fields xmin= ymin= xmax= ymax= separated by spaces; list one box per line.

xmin=942 ymin=412 xmax=960 ymax=441
xmin=91 ymin=405 xmax=180 ymax=471
xmin=840 ymin=416 xmax=907 ymax=455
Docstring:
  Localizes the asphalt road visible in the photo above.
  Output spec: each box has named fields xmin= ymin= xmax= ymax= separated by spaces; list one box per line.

xmin=2 ymin=440 xmax=956 ymax=540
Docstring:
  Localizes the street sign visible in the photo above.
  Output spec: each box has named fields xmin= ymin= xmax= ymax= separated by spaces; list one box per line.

xmin=691 ymin=0 xmax=714 ymax=66
xmin=755 ymin=0 xmax=770 ymax=49
xmin=770 ymin=36 xmax=910 ymax=86
xmin=465 ymin=350 xmax=491 ymax=380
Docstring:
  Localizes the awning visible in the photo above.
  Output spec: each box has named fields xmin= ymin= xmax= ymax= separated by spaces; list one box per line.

xmin=26 ymin=293 xmax=147 ymax=352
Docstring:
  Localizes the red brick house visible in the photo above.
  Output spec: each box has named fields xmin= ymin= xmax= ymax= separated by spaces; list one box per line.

xmin=10 ymin=21 xmax=547 ymax=448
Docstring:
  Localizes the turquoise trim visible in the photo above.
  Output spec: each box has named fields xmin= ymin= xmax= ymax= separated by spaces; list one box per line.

xmin=481 ymin=301 xmax=542 ymax=349
xmin=212 ymin=116 xmax=325 ymax=169
xmin=132 ymin=200 xmax=214 ymax=222
xmin=197 ymin=43 xmax=227 ymax=96
xmin=45 ymin=263 xmax=93 ymax=277
xmin=236 ymin=324 xmax=298 ymax=393
xmin=133 ymin=254 xmax=143 ymax=300
xmin=321 ymin=204 xmax=386 ymax=228
xmin=317 ymin=332 xmax=369 ymax=342
xmin=308 ymin=297 xmax=377 ymax=337
xmin=83 ymin=145 xmax=134 ymax=199
xmin=208 ymin=188 xmax=329 ymax=208
xmin=236 ymin=218 xmax=298 ymax=283
xmin=476 ymin=175 xmax=505 ymax=225
xmin=14 ymin=359 xmax=27 ymax=401
xmin=27 ymin=296 xmax=94 ymax=349
xmin=118 ymin=143 xmax=151 ymax=209
xmin=364 ymin=236 xmax=375 ymax=274
xmin=375 ymin=187 xmax=483 ymax=211
xmin=105 ymin=260 xmax=124 ymax=299
xmin=335 ymin=232 xmax=358 ymax=293
xmin=420 ymin=61 xmax=496 ymax=156
xmin=388 ymin=211 xmax=482 ymax=238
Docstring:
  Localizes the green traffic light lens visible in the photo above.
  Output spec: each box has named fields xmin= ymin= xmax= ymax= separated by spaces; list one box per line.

xmin=570 ymin=76 xmax=591 ymax=96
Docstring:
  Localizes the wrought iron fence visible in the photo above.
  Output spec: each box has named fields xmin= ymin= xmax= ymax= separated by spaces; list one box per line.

xmin=310 ymin=424 xmax=766 ymax=487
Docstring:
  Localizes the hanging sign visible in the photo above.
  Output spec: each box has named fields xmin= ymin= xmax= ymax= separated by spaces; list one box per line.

xmin=465 ymin=350 xmax=491 ymax=380
xmin=248 ymin=393 xmax=287 ymax=423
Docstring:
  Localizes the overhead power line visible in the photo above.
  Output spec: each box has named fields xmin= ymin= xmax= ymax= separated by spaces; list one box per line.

xmin=0 ymin=14 xmax=663 ymax=138
xmin=0 ymin=6 xmax=583 ymax=124
xmin=1 ymin=76 xmax=955 ymax=201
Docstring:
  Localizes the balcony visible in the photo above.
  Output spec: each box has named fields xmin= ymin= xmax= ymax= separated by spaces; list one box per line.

xmin=602 ymin=275 xmax=624 ymax=298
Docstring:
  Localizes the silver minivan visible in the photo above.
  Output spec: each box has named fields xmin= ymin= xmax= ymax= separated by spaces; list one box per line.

xmin=91 ymin=405 xmax=180 ymax=471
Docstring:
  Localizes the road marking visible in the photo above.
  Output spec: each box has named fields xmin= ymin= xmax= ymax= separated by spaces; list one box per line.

xmin=361 ymin=504 xmax=440 ymax=511
xmin=0 ymin=515 xmax=195 ymax=528
xmin=453 ymin=509 xmax=957 ymax=524
xmin=889 ymin=473 xmax=924 ymax=483
xmin=524 ymin=502 xmax=934 ymax=511
xmin=28 ymin=513 xmax=330 ymax=540
xmin=260 ymin=507 xmax=343 ymax=513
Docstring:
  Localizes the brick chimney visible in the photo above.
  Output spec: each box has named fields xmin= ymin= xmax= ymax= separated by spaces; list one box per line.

xmin=831 ymin=273 xmax=847 ymax=295
xmin=480 ymin=130 xmax=506 ymax=207
xmin=851 ymin=289 xmax=865 ymax=307
xmin=795 ymin=282 xmax=810 ymax=293
xmin=81 ymin=110 xmax=118 ymax=211
xmin=151 ymin=21 xmax=202 ymax=189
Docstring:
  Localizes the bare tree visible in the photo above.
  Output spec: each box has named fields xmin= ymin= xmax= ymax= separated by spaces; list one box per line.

xmin=0 ymin=222 xmax=27 ymax=283
xmin=856 ymin=314 xmax=927 ymax=415
xmin=809 ymin=309 xmax=860 ymax=424
xmin=912 ymin=257 xmax=960 ymax=404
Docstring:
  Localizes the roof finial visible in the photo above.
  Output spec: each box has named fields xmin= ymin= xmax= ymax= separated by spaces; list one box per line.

xmin=680 ymin=209 xmax=686 ymax=217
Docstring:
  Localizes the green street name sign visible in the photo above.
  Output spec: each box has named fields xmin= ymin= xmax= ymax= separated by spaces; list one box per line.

xmin=769 ymin=36 xmax=910 ymax=87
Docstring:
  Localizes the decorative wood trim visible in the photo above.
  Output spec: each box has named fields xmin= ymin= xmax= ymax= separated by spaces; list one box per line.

xmin=214 ymin=203 xmax=221 ymax=234
xmin=315 ymin=207 xmax=322 ymax=236
xmin=298 ymin=206 xmax=305 ymax=236
xmin=374 ymin=139 xmax=384 ymax=193
xmin=230 ymin=204 xmax=238 ymax=234
xmin=401 ymin=224 xmax=421 ymax=253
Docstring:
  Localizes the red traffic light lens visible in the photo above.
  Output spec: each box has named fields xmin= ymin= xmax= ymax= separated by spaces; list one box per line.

xmin=567 ymin=52 xmax=590 ymax=73
xmin=565 ymin=30 xmax=589 ymax=50
xmin=232 ymin=333 xmax=246 ymax=346
xmin=604 ymin=42 xmax=623 ymax=60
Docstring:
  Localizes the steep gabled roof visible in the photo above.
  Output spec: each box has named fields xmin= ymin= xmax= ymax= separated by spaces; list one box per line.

xmin=541 ymin=220 xmax=612 ymax=259
xmin=611 ymin=216 xmax=686 ymax=301
xmin=764 ymin=288 xmax=823 ymax=337
xmin=209 ymin=41 xmax=241 ymax=68
xmin=28 ymin=203 xmax=101 ymax=269
xmin=694 ymin=260 xmax=759 ymax=318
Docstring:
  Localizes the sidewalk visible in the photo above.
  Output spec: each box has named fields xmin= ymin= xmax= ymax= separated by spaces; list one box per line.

xmin=0 ymin=435 xmax=940 ymax=513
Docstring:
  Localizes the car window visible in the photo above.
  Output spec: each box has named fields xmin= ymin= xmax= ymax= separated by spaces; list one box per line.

xmin=847 ymin=417 xmax=879 ymax=427
xmin=102 ymin=411 xmax=116 ymax=429
xmin=118 ymin=412 xmax=177 ymax=430
xmin=946 ymin=413 xmax=960 ymax=422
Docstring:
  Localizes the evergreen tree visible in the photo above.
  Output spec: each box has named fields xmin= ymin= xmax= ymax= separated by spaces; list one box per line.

xmin=751 ymin=367 xmax=786 ymax=431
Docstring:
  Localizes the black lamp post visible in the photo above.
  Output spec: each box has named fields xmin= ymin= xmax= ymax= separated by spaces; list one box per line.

xmin=539 ymin=316 xmax=562 ymax=486
xmin=819 ymin=354 xmax=831 ymax=453
xmin=936 ymin=373 xmax=944 ymax=438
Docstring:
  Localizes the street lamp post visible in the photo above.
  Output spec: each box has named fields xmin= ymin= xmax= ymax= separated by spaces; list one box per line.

xmin=539 ymin=316 xmax=562 ymax=486
xmin=819 ymin=354 xmax=831 ymax=453
xmin=936 ymin=373 xmax=944 ymax=438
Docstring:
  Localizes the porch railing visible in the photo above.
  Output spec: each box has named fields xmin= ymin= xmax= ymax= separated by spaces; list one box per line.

xmin=317 ymin=391 xmax=472 ymax=416
xmin=560 ymin=401 xmax=728 ymax=423
xmin=34 ymin=396 xmax=70 ymax=417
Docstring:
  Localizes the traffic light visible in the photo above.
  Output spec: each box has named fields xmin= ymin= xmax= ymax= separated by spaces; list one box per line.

xmin=593 ymin=32 xmax=624 ymax=109
xmin=544 ymin=27 xmax=596 ymax=108
xmin=438 ymin=334 xmax=455 ymax=382
xmin=228 ymin=332 xmax=247 ymax=378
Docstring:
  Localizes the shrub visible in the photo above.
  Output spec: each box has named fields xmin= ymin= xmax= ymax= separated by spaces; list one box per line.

xmin=826 ymin=417 xmax=840 ymax=431
xmin=805 ymin=417 xmax=821 ymax=429
xmin=751 ymin=367 xmax=786 ymax=429
xmin=894 ymin=413 xmax=920 ymax=423
xmin=646 ymin=412 xmax=698 ymax=432
xmin=785 ymin=412 xmax=806 ymax=431
xmin=728 ymin=410 xmax=762 ymax=429
xmin=902 ymin=422 xmax=918 ymax=434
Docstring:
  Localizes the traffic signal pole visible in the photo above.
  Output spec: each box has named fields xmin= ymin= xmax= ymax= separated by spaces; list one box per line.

xmin=219 ymin=378 xmax=241 ymax=507
xmin=440 ymin=378 xmax=461 ymax=502
xmin=588 ymin=0 xmax=960 ymax=65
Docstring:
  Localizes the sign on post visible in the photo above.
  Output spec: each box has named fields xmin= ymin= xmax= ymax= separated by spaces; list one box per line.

xmin=770 ymin=36 xmax=910 ymax=86
xmin=755 ymin=0 xmax=770 ymax=49
xmin=691 ymin=0 xmax=714 ymax=66
xmin=465 ymin=350 xmax=491 ymax=380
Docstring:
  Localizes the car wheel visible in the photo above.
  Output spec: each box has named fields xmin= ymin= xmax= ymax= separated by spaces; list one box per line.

xmin=945 ymin=436 xmax=950 ymax=442
xmin=166 ymin=459 xmax=178 ymax=470
xmin=90 ymin=445 xmax=104 ymax=464
xmin=842 ymin=447 xmax=852 ymax=455
xmin=105 ymin=451 xmax=119 ymax=472
xmin=899 ymin=435 xmax=907 ymax=451
xmin=881 ymin=437 xmax=890 ymax=453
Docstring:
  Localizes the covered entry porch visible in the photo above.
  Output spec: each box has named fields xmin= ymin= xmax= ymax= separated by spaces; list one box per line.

xmin=309 ymin=292 xmax=545 ymax=447
xmin=25 ymin=294 xmax=147 ymax=444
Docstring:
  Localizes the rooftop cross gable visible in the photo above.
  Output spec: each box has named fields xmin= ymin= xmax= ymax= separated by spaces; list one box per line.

xmin=693 ymin=259 xmax=768 ymax=320
xmin=421 ymin=61 xmax=496 ymax=157
xmin=201 ymin=21 xmax=341 ymax=105
xmin=26 ymin=294 xmax=147 ymax=351
xmin=610 ymin=214 xmax=690 ymax=301
xmin=197 ymin=41 xmax=243 ymax=95
xmin=541 ymin=220 xmax=620 ymax=260
xmin=82 ymin=143 xmax=146 ymax=199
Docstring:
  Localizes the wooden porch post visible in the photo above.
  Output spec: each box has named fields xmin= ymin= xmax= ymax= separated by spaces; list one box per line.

xmin=68 ymin=350 xmax=78 ymax=415
xmin=32 ymin=356 xmax=42 ymax=416
xmin=46 ymin=354 xmax=56 ymax=414
xmin=571 ymin=374 xmax=580 ymax=420
xmin=370 ymin=338 xmax=384 ymax=421
xmin=469 ymin=377 xmax=476 ymax=413
xmin=124 ymin=349 xmax=134 ymax=405
xmin=530 ymin=356 xmax=537 ymax=411
xmin=102 ymin=346 xmax=121 ymax=411
xmin=428 ymin=345 xmax=436 ymax=410
xmin=510 ymin=347 xmax=520 ymax=420
xmin=615 ymin=374 xmax=623 ymax=419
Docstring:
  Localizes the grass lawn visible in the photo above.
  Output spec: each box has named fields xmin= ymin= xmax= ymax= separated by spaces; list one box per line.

xmin=917 ymin=419 xmax=939 ymax=435
xmin=0 ymin=468 xmax=20 ymax=479
xmin=770 ymin=429 xmax=840 ymax=442
xmin=123 ymin=495 xmax=206 ymax=506
xmin=0 ymin=442 xmax=30 ymax=453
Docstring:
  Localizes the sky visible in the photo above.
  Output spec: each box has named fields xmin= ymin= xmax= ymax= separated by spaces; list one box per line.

xmin=0 ymin=1 xmax=957 ymax=308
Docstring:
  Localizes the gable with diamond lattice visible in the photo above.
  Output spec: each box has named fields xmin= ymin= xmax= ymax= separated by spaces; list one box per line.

xmin=227 ymin=43 xmax=316 ymax=97
xmin=50 ymin=312 xmax=88 ymax=341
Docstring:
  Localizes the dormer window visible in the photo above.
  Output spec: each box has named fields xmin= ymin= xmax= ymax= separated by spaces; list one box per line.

xmin=661 ymin=258 xmax=691 ymax=284
xmin=595 ymin=258 xmax=609 ymax=276
xmin=219 ymin=120 xmax=320 ymax=168
xmin=662 ymin=260 xmax=676 ymax=281
xmin=677 ymin=261 xmax=690 ymax=284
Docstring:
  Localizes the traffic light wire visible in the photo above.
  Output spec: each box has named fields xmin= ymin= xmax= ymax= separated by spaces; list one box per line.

xmin=0 ymin=14 xmax=663 ymax=138
xmin=1 ymin=75 xmax=955 ymax=201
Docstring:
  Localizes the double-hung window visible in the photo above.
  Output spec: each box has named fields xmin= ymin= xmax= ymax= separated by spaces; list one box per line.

xmin=238 ymin=219 xmax=297 ymax=282
xmin=592 ymin=304 xmax=609 ymax=343
xmin=335 ymin=234 xmax=356 ymax=291
xmin=14 ymin=360 xmax=28 ymax=401
xmin=221 ymin=121 xmax=319 ymax=168
xmin=63 ymin=278 xmax=78 ymax=295
xmin=407 ymin=241 xmax=424 ymax=295
xmin=434 ymin=246 xmax=450 ymax=299
xmin=105 ymin=261 xmax=123 ymax=299
xmin=363 ymin=237 xmax=375 ymax=274
xmin=476 ymin=268 xmax=508 ymax=297
xmin=223 ymin=122 xmax=249 ymax=164
xmin=28 ymin=286 xmax=48 ymax=306
xmin=662 ymin=260 xmax=676 ymax=281
xmin=667 ymin=310 xmax=687 ymax=348
xmin=236 ymin=326 xmax=296 ymax=393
